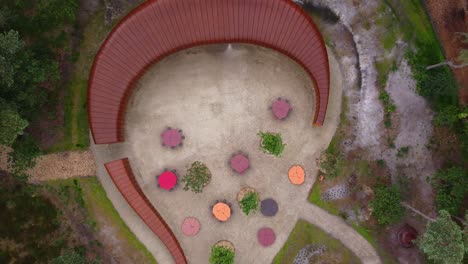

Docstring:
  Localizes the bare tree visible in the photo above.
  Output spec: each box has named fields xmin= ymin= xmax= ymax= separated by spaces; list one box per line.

xmin=427 ymin=32 xmax=468 ymax=70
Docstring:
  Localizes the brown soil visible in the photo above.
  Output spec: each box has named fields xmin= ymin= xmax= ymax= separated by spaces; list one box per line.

xmin=214 ymin=240 xmax=235 ymax=253
xmin=237 ymin=187 xmax=256 ymax=202
xmin=45 ymin=191 xmax=114 ymax=263
xmin=377 ymin=216 xmax=426 ymax=264
xmin=426 ymin=0 xmax=468 ymax=104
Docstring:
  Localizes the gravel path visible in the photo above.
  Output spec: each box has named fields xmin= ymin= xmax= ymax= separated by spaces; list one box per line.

xmin=0 ymin=146 xmax=96 ymax=182
xmin=299 ymin=202 xmax=381 ymax=264
xmin=26 ymin=151 xmax=96 ymax=182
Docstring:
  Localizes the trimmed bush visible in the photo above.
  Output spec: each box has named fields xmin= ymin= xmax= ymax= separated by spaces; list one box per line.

xmin=239 ymin=191 xmax=259 ymax=215
xmin=258 ymin=131 xmax=285 ymax=157
xmin=209 ymin=245 xmax=234 ymax=264
xmin=182 ymin=161 xmax=211 ymax=193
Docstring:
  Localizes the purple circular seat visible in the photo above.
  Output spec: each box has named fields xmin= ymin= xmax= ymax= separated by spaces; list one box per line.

xmin=261 ymin=199 xmax=278 ymax=217
xmin=257 ymin=227 xmax=276 ymax=247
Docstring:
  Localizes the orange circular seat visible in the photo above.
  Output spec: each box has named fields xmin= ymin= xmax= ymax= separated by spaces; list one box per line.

xmin=212 ymin=202 xmax=231 ymax=221
xmin=288 ymin=165 xmax=305 ymax=185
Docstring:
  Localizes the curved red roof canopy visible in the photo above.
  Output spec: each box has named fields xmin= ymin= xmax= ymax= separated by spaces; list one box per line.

xmin=88 ymin=0 xmax=330 ymax=144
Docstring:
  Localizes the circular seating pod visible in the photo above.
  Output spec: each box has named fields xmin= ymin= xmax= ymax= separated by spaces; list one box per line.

xmin=181 ymin=217 xmax=201 ymax=236
xmin=261 ymin=198 xmax=279 ymax=217
xmin=257 ymin=227 xmax=276 ymax=247
xmin=88 ymin=0 xmax=330 ymax=145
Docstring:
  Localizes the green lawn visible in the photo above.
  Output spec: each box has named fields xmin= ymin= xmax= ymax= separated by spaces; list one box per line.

xmin=49 ymin=177 xmax=156 ymax=264
xmin=273 ymin=220 xmax=360 ymax=263
xmin=78 ymin=177 xmax=156 ymax=264
xmin=308 ymin=183 xmax=340 ymax=215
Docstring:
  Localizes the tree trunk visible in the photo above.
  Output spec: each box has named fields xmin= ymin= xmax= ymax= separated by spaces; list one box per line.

xmin=427 ymin=60 xmax=468 ymax=70
xmin=401 ymin=202 xmax=435 ymax=222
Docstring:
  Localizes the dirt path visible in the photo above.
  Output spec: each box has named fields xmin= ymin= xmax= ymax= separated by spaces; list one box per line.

xmin=26 ymin=151 xmax=96 ymax=182
xmin=0 ymin=147 xmax=96 ymax=182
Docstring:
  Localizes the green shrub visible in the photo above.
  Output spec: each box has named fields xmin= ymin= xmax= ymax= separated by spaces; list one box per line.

xmin=258 ymin=131 xmax=285 ymax=157
xmin=396 ymin=146 xmax=410 ymax=158
xmin=209 ymin=246 xmax=234 ymax=264
xmin=430 ymin=167 xmax=467 ymax=215
xmin=376 ymin=159 xmax=385 ymax=167
xmin=370 ymin=185 xmax=404 ymax=225
xmin=50 ymin=250 xmax=86 ymax=264
xmin=239 ymin=192 xmax=259 ymax=215
xmin=9 ymin=135 xmax=41 ymax=173
xmin=378 ymin=91 xmax=396 ymax=128
xmin=320 ymin=152 xmax=345 ymax=179
xmin=182 ymin=161 xmax=211 ymax=193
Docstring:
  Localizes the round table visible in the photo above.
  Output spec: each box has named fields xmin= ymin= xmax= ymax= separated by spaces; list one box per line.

xmin=272 ymin=99 xmax=291 ymax=120
xmin=261 ymin=198 xmax=278 ymax=217
xmin=182 ymin=217 xmax=200 ymax=236
xmin=230 ymin=154 xmax=250 ymax=174
xmin=158 ymin=171 xmax=177 ymax=190
xmin=161 ymin=129 xmax=182 ymax=147
xmin=257 ymin=227 xmax=276 ymax=247
xmin=288 ymin=165 xmax=305 ymax=185
xmin=212 ymin=202 xmax=231 ymax=222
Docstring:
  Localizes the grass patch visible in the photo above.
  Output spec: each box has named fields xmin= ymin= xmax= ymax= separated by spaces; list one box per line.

xmin=52 ymin=177 xmax=156 ymax=264
xmin=352 ymin=223 xmax=377 ymax=248
xmin=50 ymin=4 xmax=141 ymax=151
xmin=356 ymin=160 xmax=371 ymax=178
xmin=375 ymin=2 xmax=400 ymax=51
xmin=396 ymin=146 xmax=410 ymax=158
xmin=308 ymin=183 xmax=340 ymax=215
xmin=79 ymin=177 xmax=156 ymax=263
xmin=273 ymin=220 xmax=359 ymax=264
xmin=378 ymin=90 xmax=396 ymax=128
xmin=394 ymin=0 xmax=439 ymax=44
xmin=375 ymin=58 xmax=396 ymax=88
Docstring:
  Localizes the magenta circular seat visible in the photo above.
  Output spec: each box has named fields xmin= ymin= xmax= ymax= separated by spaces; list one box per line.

xmin=272 ymin=99 xmax=291 ymax=119
xmin=230 ymin=154 xmax=250 ymax=174
xmin=161 ymin=129 xmax=182 ymax=147
xmin=158 ymin=171 xmax=177 ymax=190
xmin=257 ymin=227 xmax=276 ymax=247
xmin=182 ymin=217 xmax=200 ymax=236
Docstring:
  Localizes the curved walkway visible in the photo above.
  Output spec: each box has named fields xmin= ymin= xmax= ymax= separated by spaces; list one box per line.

xmin=299 ymin=202 xmax=381 ymax=264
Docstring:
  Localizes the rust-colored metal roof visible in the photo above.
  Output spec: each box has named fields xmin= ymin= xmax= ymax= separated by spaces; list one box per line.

xmin=88 ymin=0 xmax=330 ymax=144
xmin=104 ymin=159 xmax=187 ymax=264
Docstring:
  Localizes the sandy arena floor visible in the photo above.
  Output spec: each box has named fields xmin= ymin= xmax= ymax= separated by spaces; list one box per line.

xmin=92 ymin=44 xmax=350 ymax=263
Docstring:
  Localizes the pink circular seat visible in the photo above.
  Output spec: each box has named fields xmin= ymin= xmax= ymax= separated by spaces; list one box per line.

xmin=230 ymin=154 xmax=250 ymax=174
xmin=182 ymin=217 xmax=200 ymax=236
xmin=257 ymin=227 xmax=276 ymax=247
